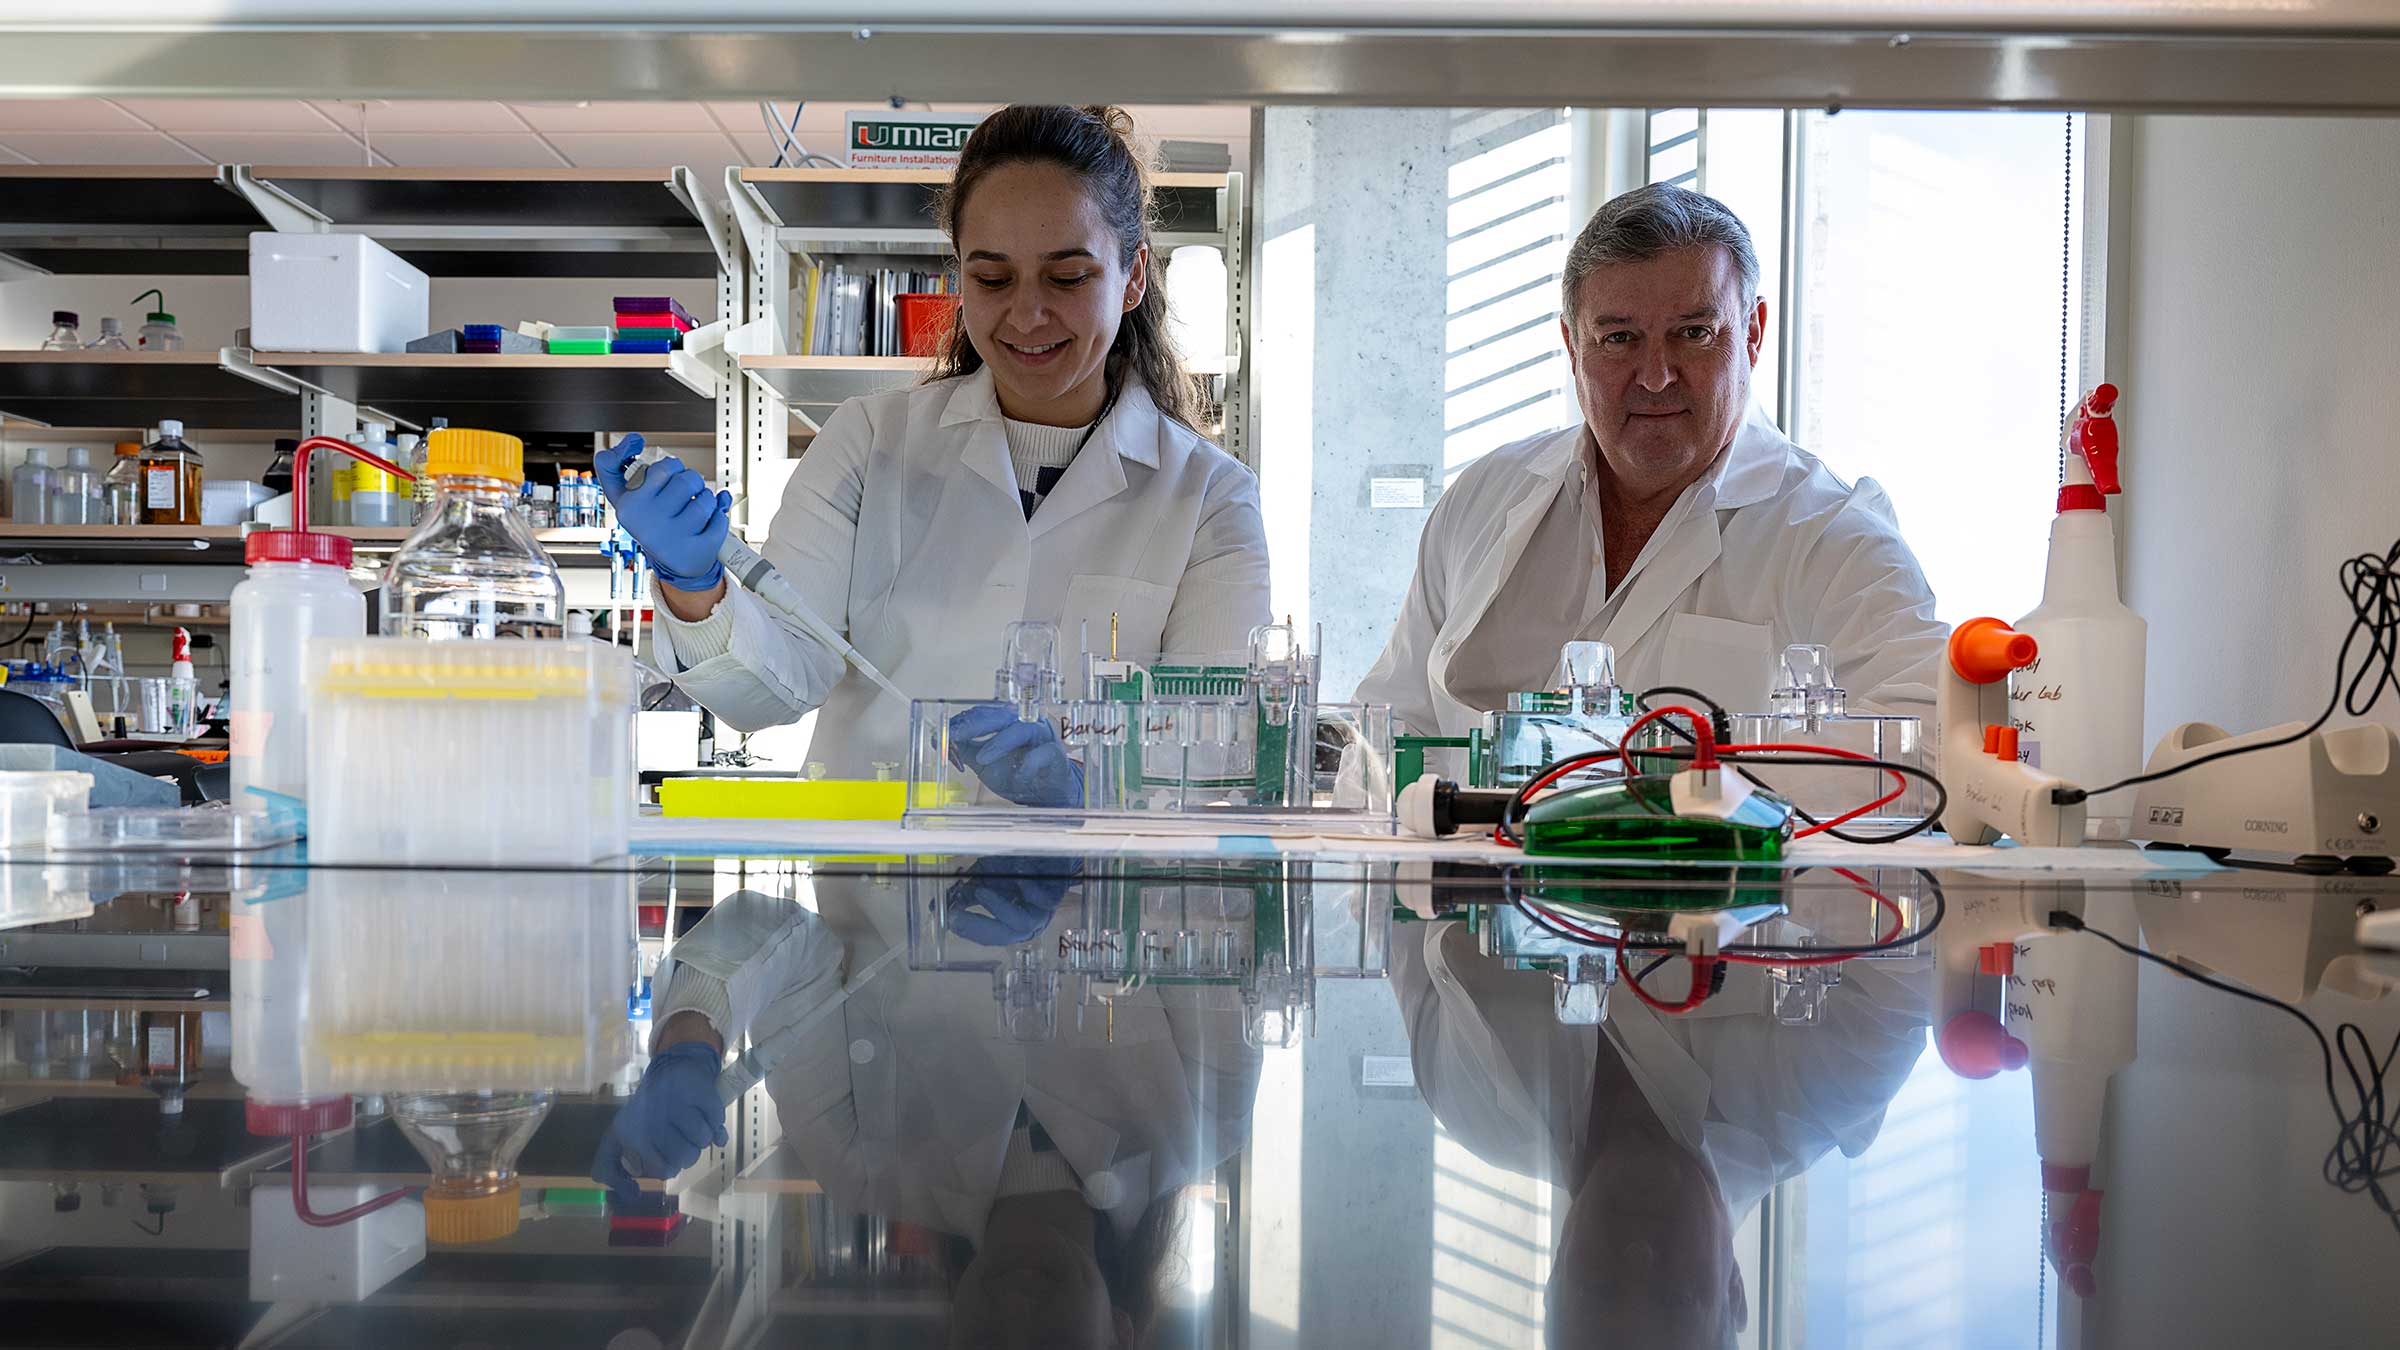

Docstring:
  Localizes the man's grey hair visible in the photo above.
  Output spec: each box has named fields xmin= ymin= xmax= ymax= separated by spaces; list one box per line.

xmin=1561 ymin=183 xmax=1761 ymax=316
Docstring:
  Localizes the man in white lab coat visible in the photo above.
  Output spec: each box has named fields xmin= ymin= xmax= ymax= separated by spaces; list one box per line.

xmin=1358 ymin=183 xmax=1945 ymax=738
xmin=1391 ymin=917 xmax=1930 ymax=1347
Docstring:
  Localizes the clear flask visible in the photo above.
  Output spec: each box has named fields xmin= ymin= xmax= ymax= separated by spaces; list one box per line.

xmin=39 ymin=311 xmax=80 ymax=351
xmin=83 ymin=317 xmax=131 ymax=352
xmin=49 ymin=446 xmax=100 ymax=525
xmin=103 ymin=442 xmax=143 ymax=525
xmin=138 ymin=420 xmax=203 ymax=526
xmin=11 ymin=448 xmax=52 ymax=524
xmin=392 ymin=1090 xmax=550 ymax=1245
xmin=382 ymin=428 xmax=565 ymax=641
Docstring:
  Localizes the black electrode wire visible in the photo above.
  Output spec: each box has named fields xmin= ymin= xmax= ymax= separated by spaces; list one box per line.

xmin=2049 ymin=910 xmax=2400 ymax=1237
xmin=1509 ymin=867 xmax=1947 ymax=961
xmin=2058 ymin=536 xmax=2400 ymax=805
xmin=1634 ymin=686 xmax=1945 ymax=844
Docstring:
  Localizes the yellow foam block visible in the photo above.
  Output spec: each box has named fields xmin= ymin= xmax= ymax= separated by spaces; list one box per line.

xmin=656 ymin=776 xmax=955 ymax=821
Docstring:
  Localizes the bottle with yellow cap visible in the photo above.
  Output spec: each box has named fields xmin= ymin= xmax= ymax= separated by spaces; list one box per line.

xmin=391 ymin=1090 xmax=549 ymax=1245
xmin=382 ymin=427 xmax=565 ymax=640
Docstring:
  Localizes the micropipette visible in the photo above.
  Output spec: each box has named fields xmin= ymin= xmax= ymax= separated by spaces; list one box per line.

xmin=620 ymin=445 xmax=909 ymax=705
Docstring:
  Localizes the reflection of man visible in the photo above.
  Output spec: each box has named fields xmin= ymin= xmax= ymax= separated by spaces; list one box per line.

xmin=1391 ymin=921 xmax=1930 ymax=1347
xmin=1359 ymin=184 xmax=1945 ymax=739
xmin=596 ymin=873 xmax=1261 ymax=1349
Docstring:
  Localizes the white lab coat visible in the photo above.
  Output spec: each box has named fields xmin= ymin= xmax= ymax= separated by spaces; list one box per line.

xmin=1388 ymin=920 xmax=1930 ymax=1223
xmin=663 ymin=369 xmax=1274 ymax=775
xmin=655 ymin=882 xmax=1262 ymax=1242
xmin=1355 ymin=405 xmax=1945 ymax=746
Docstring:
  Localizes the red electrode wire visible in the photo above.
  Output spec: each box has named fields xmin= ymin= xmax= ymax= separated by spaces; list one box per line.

xmin=289 ymin=1132 xmax=415 ymax=1228
xmin=1487 ymin=739 xmax=1911 ymax=849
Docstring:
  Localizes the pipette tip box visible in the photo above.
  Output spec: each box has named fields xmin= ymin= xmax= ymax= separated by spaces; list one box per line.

xmin=303 ymin=637 xmax=634 ymax=865
xmin=612 ymin=296 xmax=695 ymax=327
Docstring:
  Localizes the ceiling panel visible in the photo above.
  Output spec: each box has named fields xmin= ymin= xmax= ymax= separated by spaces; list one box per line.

xmin=112 ymin=98 xmax=344 ymax=132
xmin=306 ymin=100 xmax=517 ymax=133
xmin=0 ymin=100 xmax=147 ymax=132
xmin=544 ymin=131 xmax=741 ymax=169
xmin=0 ymin=131 xmax=209 ymax=164
xmin=512 ymin=101 xmax=720 ymax=132
xmin=367 ymin=133 xmax=569 ymax=168
xmin=177 ymin=131 xmax=379 ymax=166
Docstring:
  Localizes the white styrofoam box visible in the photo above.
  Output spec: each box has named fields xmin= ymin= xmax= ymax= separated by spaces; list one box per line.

xmin=249 ymin=1182 xmax=425 ymax=1303
xmin=249 ymin=232 xmax=430 ymax=353
xmin=635 ymin=709 xmax=701 ymax=772
xmin=201 ymin=479 xmax=274 ymax=526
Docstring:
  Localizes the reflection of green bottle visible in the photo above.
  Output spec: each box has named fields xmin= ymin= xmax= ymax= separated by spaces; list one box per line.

xmin=1521 ymin=774 xmax=1793 ymax=861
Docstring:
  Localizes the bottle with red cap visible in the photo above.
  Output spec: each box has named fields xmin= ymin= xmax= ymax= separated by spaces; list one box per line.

xmin=230 ymin=436 xmax=414 ymax=813
xmin=2014 ymin=382 xmax=2149 ymax=839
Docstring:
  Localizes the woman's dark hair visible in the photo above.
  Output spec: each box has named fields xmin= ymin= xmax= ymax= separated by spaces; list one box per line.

xmin=929 ymin=104 xmax=1200 ymax=430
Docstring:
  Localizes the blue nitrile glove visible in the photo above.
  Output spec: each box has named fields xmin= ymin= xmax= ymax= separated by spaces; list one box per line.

xmin=591 ymin=1040 xmax=728 ymax=1201
xmin=941 ymin=855 xmax=1082 ymax=947
xmin=947 ymin=703 xmax=1086 ymax=807
xmin=594 ymin=433 xmax=731 ymax=591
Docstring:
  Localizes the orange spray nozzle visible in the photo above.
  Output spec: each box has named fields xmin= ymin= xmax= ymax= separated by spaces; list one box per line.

xmin=1950 ymin=617 xmax=2038 ymax=685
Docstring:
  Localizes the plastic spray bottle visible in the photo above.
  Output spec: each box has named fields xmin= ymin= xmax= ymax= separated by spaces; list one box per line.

xmin=167 ymin=628 xmax=199 ymax=739
xmin=2015 ymin=383 xmax=2148 ymax=838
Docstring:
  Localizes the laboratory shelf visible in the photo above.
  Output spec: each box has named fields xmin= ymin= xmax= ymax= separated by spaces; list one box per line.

xmin=0 ymin=164 xmax=723 ymax=278
xmin=253 ymin=351 xmax=717 ymax=435
xmin=0 ymin=1096 xmax=279 ymax=1183
xmin=734 ymin=167 xmax=1229 ymax=244
xmin=248 ymin=165 xmax=720 ymax=278
xmin=0 ymin=1068 xmax=244 ymax=1103
xmin=0 ymin=352 xmax=300 ymax=431
xmin=0 ymin=165 xmax=262 ymax=276
xmin=737 ymin=354 xmax=926 ymax=416
xmin=0 ymin=523 xmax=623 ymax=568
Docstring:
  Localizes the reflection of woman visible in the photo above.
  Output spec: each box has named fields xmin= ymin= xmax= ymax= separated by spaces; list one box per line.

xmin=1391 ymin=921 xmax=1930 ymax=1347
xmin=597 ymin=879 xmax=1262 ymax=1348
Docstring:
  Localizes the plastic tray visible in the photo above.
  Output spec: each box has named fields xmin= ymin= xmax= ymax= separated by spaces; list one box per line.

xmin=547 ymin=340 xmax=610 ymax=355
xmin=614 ymin=311 xmax=695 ymax=333
xmin=612 ymin=296 xmax=694 ymax=325
xmin=609 ymin=340 xmax=676 ymax=354
xmin=54 ymin=804 xmax=298 ymax=853
xmin=657 ymin=776 xmax=957 ymax=821
xmin=549 ymin=325 xmax=612 ymax=342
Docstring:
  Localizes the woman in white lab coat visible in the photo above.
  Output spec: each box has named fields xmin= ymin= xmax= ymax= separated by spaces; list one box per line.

xmin=598 ymin=106 xmax=1272 ymax=783
xmin=597 ymin=874 xmax=1262 ymax=1348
